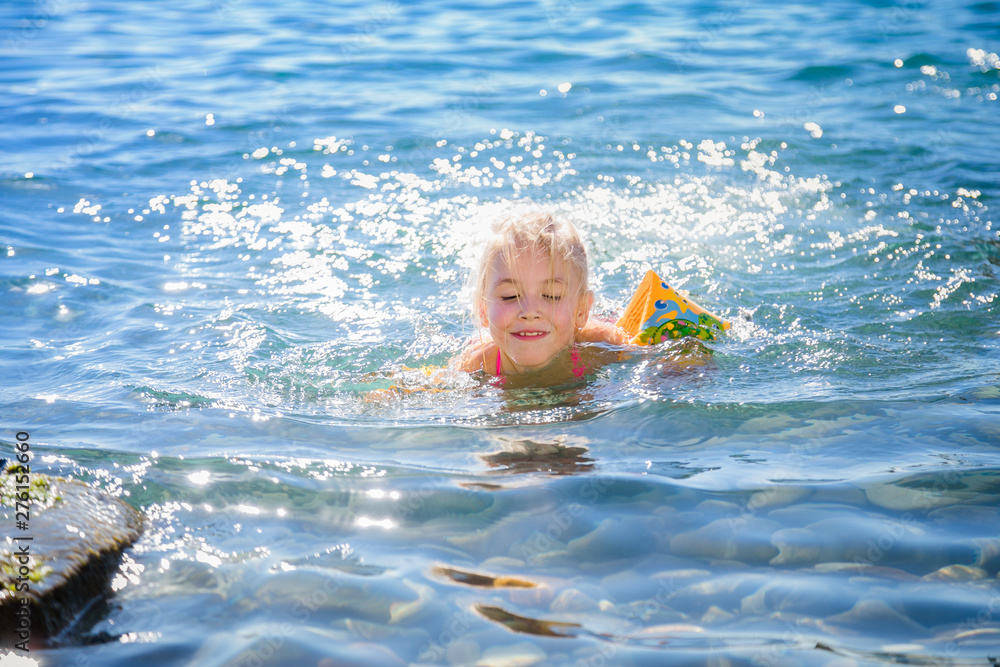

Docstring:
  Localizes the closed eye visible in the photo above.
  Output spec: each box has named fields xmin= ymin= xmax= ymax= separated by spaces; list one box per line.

xmin=543 ymin=294 xmax=562 ymax=301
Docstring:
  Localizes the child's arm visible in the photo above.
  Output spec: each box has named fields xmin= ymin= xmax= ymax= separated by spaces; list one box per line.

xmin=577 ymin=318 xmax=630 ymax=345
xmin=450 ymin=336 xmax=497 ymax=373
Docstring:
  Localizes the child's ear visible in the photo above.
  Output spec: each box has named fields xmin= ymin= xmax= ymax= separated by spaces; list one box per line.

xmin=575 ymin=290 xmax=594 ymax=328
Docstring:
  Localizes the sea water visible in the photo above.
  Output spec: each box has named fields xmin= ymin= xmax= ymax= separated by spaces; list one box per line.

xmin=1 ymin=0 xmax=999 ymax=665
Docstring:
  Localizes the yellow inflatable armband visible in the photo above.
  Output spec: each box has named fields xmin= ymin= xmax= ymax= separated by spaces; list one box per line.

xmin=615 ymin=270 xmax=730 ymax=344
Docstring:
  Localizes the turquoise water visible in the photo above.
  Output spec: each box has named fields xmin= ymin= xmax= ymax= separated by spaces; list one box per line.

xmin=2 ymin=0 xmax=1000 ymax=664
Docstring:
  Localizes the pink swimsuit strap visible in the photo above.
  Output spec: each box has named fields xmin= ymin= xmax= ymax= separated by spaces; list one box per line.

xmin=570 ymin=347 xmax=586 ymax=378
xmin=496 ymin=348 xmax=503 ymax=376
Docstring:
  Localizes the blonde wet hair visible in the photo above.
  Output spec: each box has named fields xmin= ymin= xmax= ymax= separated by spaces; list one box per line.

xmin=471 ymin=210 xmax=591 ymax=326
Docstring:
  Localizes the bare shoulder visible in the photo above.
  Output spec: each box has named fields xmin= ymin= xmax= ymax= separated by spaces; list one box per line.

xmin=451 ymin=336 xmax=497 ymax=373
xmin=578 ymin=318 xmax=630 ymax=345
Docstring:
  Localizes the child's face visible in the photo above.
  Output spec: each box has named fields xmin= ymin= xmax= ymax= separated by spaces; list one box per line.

xmin=483 ymin=245 xmax=591 ymax=372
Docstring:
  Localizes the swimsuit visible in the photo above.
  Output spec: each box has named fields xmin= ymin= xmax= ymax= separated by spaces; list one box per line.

xmin=494 ymin=347 xmax=587 ymax=382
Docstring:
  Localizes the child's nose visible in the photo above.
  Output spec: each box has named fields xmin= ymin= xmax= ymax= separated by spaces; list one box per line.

xmin=518 ymin=296 xmax=542 ymax=318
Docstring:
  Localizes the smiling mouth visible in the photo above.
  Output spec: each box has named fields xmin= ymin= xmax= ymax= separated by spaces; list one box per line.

xmin=513 ymin=331 xmax=548 ymax=338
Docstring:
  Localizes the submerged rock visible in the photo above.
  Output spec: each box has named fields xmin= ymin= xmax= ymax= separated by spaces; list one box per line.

xmin=964 ymin=537 xmax=1000 ymax=574
xmin=669 ymin=517 xmax=780 ymax=564
xmin=549 ymin=587 xmax=600 ymax=613
xmin=769 ymin=515 xmax=937 ymax=570
xmin=926 ymin=504 xmax=1000 ymax=528
xmin=476 ymin=641 xmax=547 ymax=667
xmin=319 ymin=643 xmax=407 ymax=667
xmin=567 ymin=515 xmax=667 ymax=562
xmin=861 ymin=470 xmax=1000 ymax=511
xmin=700 ymin=605 xmax=734 ymax=624
xmin=745 ymin=485 xmax=812 ymax=512
xmin=667 ymin=573 xmax=771 ymax=615
xmin=825 ymin=598 xmax=927 ymax=636
xmin=920 ymin=564 xmax=987 ymax=582
xmin=0 ymin=468 xmax=143 ymax=646
xmin=811 ymin=561 xmax=918 ymax=582
xmin=932 ymin=626 xmax=1000 ymax=651
xmin=738 ymin=578 xmax=855 ymax=619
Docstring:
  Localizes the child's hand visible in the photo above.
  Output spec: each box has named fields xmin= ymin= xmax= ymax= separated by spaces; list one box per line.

xmin=577 ymin=319 xmax=630 ymax=345
xmin=362 ymin=365 xmax=455 ymax=402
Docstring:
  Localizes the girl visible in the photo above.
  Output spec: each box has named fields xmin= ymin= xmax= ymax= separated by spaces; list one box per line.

xmin=453 ymin=210 xmax=628 ymax=382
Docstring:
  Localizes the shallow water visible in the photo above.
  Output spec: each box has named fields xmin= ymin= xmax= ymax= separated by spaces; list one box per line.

xmin=2 ymin=0 xmax=1000 ymax=665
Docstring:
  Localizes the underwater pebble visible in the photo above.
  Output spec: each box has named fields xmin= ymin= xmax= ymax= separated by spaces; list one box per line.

xmin=862 ymin=470 xmax=1000 ymax=511
xmin=826 ymin=598 xmax=927 ymax=635
xmin=938 ymin=626 xmax=1000 ymax=648
xmin=508 ymin=516 xmax=587 ymax=563
xmin=746 ymin=485 xmax=811 ymax=511
xmin=694 ymin=499 xmax=742 ymax=515
xmin=389 ymin=578 xmax=437 ymax=624
xmin=961 ymin=536 xmax=1000 ymax=570
xmin=769 ymin=527 xmax=822 ymax=565
xmin=810 ymin=485 xmax=869 ymax=507
xmin=601 ymin=568 xmax=665 ymax=601
xmin=479 ymin=556 xmax=528 ymax=570
xmin=739 ymin=579 xmax=855 ymax=619
xmin=567 ymin=515 xmax=667 ymax=562
xmin=529 ymin=548 xmax=573 ymax=568
xmin=446 ymin=637 xmax=482 ymax=665
xmin=895 ymin=581 xmax=1000 ymax=630
xmin=972 ymin=385 xmax=1000 ymax=400
xmin=673 ymin=509 xmax=707 ymax=528
xmin=317 ymin=642 xmax=406 ymax=667
xmin=476 ymin=642 xmax=547 ymax=667
xmin=421 ymin=516 xmax=493 ymax=542
xmin=508 ymin=581 xmax=556 ymax=607
xmin=253 ymin=571 xmax=430 ymax=626
xmin=812 ymin=561 xmax=918 ymax=582
xmin=155 ymin=559 xmax=241 ymax=599
xmin=651 ymin=568 xmax=713 ymax=581
xmin=700 ymin=605 xmax=735 ymax=624
xmin=652 ymin=504 xmax=679 ymax=520
xmin=344 ymin=618 xmax=416 ymax=642
xmin=613 ymin=597 xmax=688 ymax=625
xmin=766 ymin=502 xmax=875 ymax=526
xmin=646 ymin=568 xmax=712 ymax=603
xmin=668 ymin=573 xmax=770 ymax=615
xmin=927 ymin=504 xmax=1000 ymax=526
xmin=447 ymin=513 xmax=531 ymax=556
xmin=863 ymin=482 xmax=955 ymax=511
xmin=253 ymin=570 xmax=349 ymax=610
xmin=818 ymin=658 xmax=863 ymax=667
xmin=403 ymin=487 xmax=496 ymax=523
xmin=920 ymin=564 xmax=987 ymax=582
xmin=670 ymin=518 xmax=780 ymax=563
xmin=738 ymin=584 xmax=773 ymax=616
xmin=550 ymin=587 xmax=600 ymax=613
xmin=770 ymin=516 xmax=929 ymax=568
xmin=738 ymin=413 xmax=800 ymax=433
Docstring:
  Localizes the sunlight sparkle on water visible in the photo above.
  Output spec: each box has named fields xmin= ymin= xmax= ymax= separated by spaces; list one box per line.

xmin=367 ymin=489 xmax=401 ymax=500
xmin=356 ymin=516 xmax=396 ymax=529
xmin=114 ymin=130 xmax=997 ymax=422
xmin=187 ymin=470 xmax=211 ymax=485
